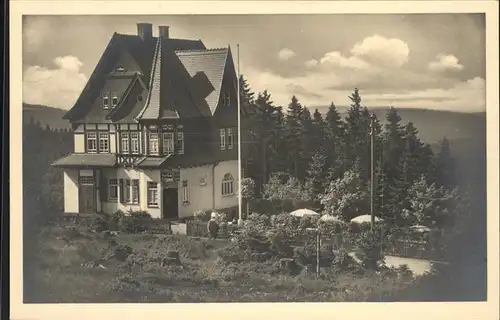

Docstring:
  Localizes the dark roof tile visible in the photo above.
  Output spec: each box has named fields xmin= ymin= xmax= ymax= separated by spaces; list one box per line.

xmin=51 ymin=153 xmax=117 ymax=167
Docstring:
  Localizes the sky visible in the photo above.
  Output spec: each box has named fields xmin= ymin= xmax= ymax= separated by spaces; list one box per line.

xmin=22 ymin=14 xmax=486 ymax=112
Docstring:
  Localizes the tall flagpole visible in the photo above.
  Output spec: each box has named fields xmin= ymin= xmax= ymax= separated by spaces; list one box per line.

xmin=370 ymin=112 xmax=376 ymax=232
xmin=237 ymin=43 xmax=243 ymax=225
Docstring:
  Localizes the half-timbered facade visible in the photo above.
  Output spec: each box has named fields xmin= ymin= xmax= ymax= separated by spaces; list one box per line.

xmin=52 ymin=23 xmax=239 ymax=219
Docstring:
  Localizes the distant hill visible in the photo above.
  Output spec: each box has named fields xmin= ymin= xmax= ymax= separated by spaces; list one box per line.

xmin=23 ymin=103 xmax=71 ymax=130
xmin=310 ymin=106 xmax=486 ymax=145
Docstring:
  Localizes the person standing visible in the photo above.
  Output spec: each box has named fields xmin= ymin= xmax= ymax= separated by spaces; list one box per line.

xmin=207 ymin=212 xmax=219 ymax=239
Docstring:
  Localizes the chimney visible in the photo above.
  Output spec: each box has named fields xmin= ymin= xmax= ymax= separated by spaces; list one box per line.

xmin=159 ymin=26 xmax=170 ymax=39
xmin=137 ymin=23 xmax=153 ymax=41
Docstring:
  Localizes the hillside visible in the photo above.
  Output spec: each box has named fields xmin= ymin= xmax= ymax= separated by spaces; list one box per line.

xmin=312 ymin=106 xmax=486 ymax=145
xmin=23 ymin=103 xmax=71 ymax=130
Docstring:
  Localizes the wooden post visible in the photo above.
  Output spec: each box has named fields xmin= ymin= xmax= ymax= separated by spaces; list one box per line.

xmin=316 ymin=229 xmax=320 ymax=277
xmin=370 ymin=113 xmax=376 ymax=232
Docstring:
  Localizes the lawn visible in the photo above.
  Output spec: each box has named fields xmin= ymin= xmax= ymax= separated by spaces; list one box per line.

xmin=23 ymin=216 xmax=423 ymax=303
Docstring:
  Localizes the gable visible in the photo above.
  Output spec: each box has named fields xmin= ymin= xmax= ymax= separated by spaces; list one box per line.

xmin=213 ymin=49 xmax=238 ymax=125
xmin=110 ymin=50 xmax=143 ymax=75
xmin=108 ymin=77 xmax=149 ymax=122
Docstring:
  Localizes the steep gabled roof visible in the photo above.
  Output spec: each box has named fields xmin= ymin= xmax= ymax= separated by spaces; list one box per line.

xmin=105 ymin=72 xmax=148 ymax=121
xmin=176 ymin=48 xmax=230 ymax=115
xmin=136 ymin=36 xmax=163 ymax=120
xmin=64 ymin=31 xmax=206 ymax=122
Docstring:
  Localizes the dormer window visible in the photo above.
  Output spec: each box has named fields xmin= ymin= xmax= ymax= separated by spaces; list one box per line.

xmin=222 ymin=92 xmax=230 ymax=107
xmin=116 ymin=65 xmax=125 ymax=72
xmin=111 ymin=93 xmax=119 ymax=108
xmin=102 ymin=94 xmax=109 ymax=109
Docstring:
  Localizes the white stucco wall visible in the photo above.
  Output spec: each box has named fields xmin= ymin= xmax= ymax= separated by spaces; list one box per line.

xmin=100 ymin=168 xmax=162 ymax=218
xmin=214 ymin=160 xmax=239 ymax=210
xmin=63 ymin=169 xmax=79 ymax=213
xmin=110 ymin=132 xmax=117 ymax=153
xmin=178 ymin=165 xmax=214 ymax=219
xmin=74 ymin=133 xmax=85 ymax=153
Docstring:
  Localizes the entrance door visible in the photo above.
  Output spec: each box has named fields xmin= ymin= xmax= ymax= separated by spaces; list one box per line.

xmin=162 ymin=188 xmax=179 ymax=219
xmin=79 ymin=176 xmax=96 ymax=213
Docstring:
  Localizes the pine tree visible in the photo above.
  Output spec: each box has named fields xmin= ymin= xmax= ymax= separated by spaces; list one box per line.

xmin=324 ymin=102 xmax=345 ymax=172
xmin=285 ymin=96 xmax=305 ymax=179
xmin=300 ymin=107 xmax=314 ymax=174
xmin=434 ymin=136 xmax=456 ymax=189
xmin=305 ymin=150 xmax=328 ymax=200
xmin=401 ymin=122 xmax=427 ymax=187
xmin=311 ymin=108 xmax=326 ymax=152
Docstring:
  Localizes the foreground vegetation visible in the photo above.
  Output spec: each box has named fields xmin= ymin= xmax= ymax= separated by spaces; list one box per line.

xmin=25 ymin=213 xmax=425 ymax=303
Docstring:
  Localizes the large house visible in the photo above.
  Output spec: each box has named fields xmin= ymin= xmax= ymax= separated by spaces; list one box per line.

xmin=52 ymin=23 xmax=239 ymax=220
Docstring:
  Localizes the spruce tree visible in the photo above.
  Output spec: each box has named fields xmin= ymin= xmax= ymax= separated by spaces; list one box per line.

xmin=305 ymin=149 xmax=328 ymax=201
xmin=285 ymin=96 xmax=305 ymax=179
xmin=324 ymin=102 xmax=345 ymax=174
xmin=300 ymin=106 xmax=314 ymax=174
xmin=311 ymin=108 xmax=326 ymax=152
xmin=434 ymin=136 xmax=456 ymax=189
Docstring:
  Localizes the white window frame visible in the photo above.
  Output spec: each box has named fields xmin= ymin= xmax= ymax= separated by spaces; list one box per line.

xmin=162 ymin=132 xmax=174 ymax=155
xmin=98 ymin=132 xmax=109 ymax=153
xmin=102 ymin=94 xmax=110 ymax=109
xmin=149 ymin=132 xmax=159 ymax=155
xmin=147 ymin=182 xmax=159 ymax=207
xmin=86 ymin=131 xmax=97 ymax=153
xmin=131 ymin=132 xmax=140 ymax=154
xmin=121 ymin=132 xmax=129 ymax=154
xmin=228 ymin=128 xmax=234 ymax=150
xmin=109 ymin=178 xmax=118 ymax=201
xmin=182 ymin=180 xmax=189 ymax=205
xmin=111 ymin=93 xmax=119 ymax=108
xmin=222 ymin=173 xmax=234 ymax=196
xmin=220 ymin=128 xmax=226 ymax=150
xmin=132 ymin=179 xmax=139 ymax=204
xmin=177 ymin=131 xmax=184 ymax=155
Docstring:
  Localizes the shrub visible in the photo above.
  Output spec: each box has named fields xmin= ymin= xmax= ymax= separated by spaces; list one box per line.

xmin=355 ymin=230 xmax=384 ymax=270
xmin=89 ymin=214 xmax=110 ymax=233
xmin=194 ymin=210 xmax=210 ymax=222
xmin=331 ymin=248 xmax=357 ymax=273
xmin=118 ymin=211 xmax=152 ymax=234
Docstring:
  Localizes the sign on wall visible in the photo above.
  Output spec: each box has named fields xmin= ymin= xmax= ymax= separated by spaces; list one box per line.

xmin=161 ymin=169 xmax=180 ymax=187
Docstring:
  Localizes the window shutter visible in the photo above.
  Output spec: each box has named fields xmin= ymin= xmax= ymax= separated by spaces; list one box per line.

xmin=134 ymin=179 xmax=140 ymax=204
xmin=119 ymin=179 xmax=124 ymax=203
xmin=100 ymin=176 xmax=108 ymax=200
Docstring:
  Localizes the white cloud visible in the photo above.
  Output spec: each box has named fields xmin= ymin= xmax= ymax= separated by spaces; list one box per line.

xmin=305 ymin=59 xmax=318 ymax=68
xmin=23 ymin=55 xmax=87 ymax=109
xmin=350 ymin=34 xmax=410 ymax=68
xmin=428 ymin=54 xmax=464 ymax=72
xmin=278 ymin=48 xmax=296 ymax=61
xmin=319 ymin=51 xmax=370 ymax=70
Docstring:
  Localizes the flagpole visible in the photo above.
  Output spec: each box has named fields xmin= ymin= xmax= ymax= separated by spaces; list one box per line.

xmin=237 ymin=43 xmax=243 ymax=226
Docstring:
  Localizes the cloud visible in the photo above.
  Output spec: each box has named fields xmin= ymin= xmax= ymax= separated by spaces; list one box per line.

xmin=428 ymin=54 xmax=464 ymax=72
xmin=23 ymin=55 xmax=87 ymax=109
xmin=350 ymin=34 xmax=410 ymax=68
xmin=278 ymin=48 xmax=296 ymax=61
xmin=305 ymin=59 xmax=318 ymax=68
xmin=319 ymin=51 xmax=370 ymax=70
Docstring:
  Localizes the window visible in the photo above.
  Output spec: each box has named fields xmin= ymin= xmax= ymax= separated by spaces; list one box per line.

xmin=177 ymin=131 xmax=184 ymax=155
xmin=228 ymin=128 xmax=234 ymax=150
xmin=116 ymin=65 xmax=125 ymax=72
xmin=162 ymin=132 xmax=174 ymax=155
xmin=79 ymin=176 xmax=94 ymax=185
xmin=121 ymin=132 xmax=129 ymax=154
xmin=86 ymin=131 xmax=97 ymax=153
xmin=108 ymin=179 xmax=118 ymax=201
xmin=131 ymin=132 xmax=140 ymax=154
xmin=102 ymin=94 xmax=109 ymax=109
xmin=132 ymin=179 xmax=139 ymax=204
xmin=111 ymin=94 xmax=119 ymax=108
xmin=147 ymin=182 xmax=158 ymax=207
xmin=220 ymin=128 xmax=226 ymax=150
xmin=222 ymin=173 xmax=234 ymax=196
xmin=182 ymin=180 xmax=189 ymax=204
xmin=124 ymin=180 xmax=131 ymax=203
xmin=149 ymin=132 xmax=159 ymax=155
xmin=222 ymin=92 xmax=230 ymax=106
xmin=99 ymin=132 xmax=109 ymax=153
xmin=199 ymin=175 xmax=207 ymax=186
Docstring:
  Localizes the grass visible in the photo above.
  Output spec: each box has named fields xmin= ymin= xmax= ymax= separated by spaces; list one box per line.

xmin=24 ymin=220 xmax=420 ymax=303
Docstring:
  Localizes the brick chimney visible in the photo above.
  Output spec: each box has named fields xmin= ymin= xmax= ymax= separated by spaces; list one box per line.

xmin=137 ymin=23 xmax=153 ymax=41
xmin=159 ymin=26 xmax=170 ymax=39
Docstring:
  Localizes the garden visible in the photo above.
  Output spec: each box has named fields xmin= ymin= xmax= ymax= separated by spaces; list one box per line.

xmin=25 ymin=209 xmax=442 ymax=303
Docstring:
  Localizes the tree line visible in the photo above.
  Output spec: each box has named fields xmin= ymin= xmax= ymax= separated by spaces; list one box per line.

xmin=240 ymin=75 xmax=458 ymax=228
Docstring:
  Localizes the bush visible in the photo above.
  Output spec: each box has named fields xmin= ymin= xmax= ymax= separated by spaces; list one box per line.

xmin=355 ymin=230 xmax=384 ymax=270
xmin=118 ymin=211 xmax=152 ymax=234
xmin=89 ymin=214 xmax=110 ymax=233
